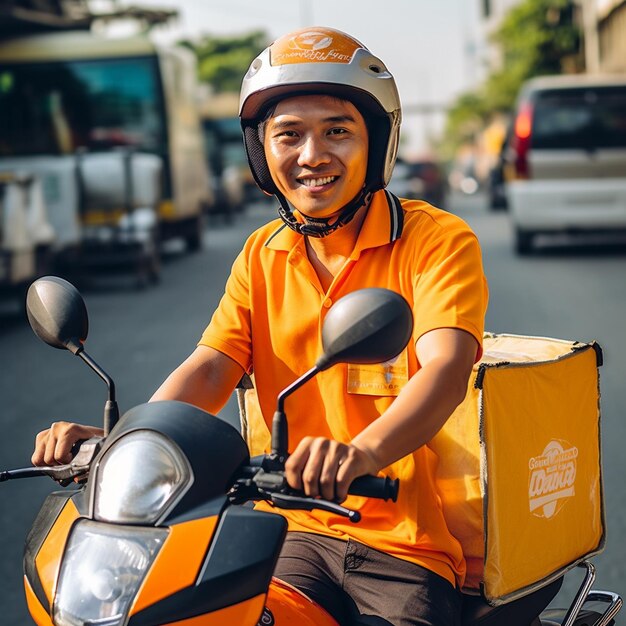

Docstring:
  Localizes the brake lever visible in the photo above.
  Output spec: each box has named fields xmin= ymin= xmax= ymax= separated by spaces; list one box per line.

xmin=270 ymin=492 xmax=361 ymax=523
xmin=52 ymin=436 xmax=104 ymax=485
xmin=231 ymin=465 xmax=362 ymax=522
xmin=1 ymin=463 xmax=87 ymax=486
xmin=0 ymin=437 xmax=104 ymax=486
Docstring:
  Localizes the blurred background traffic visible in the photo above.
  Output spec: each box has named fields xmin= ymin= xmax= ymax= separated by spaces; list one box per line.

xmin=0 ymin=1 xmax=625 ymax=624
xmin=0 ymin=0 xmax=624 ymax=299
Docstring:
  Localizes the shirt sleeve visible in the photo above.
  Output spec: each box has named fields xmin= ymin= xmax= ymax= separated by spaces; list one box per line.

xmin=198 ymin=246 xmax=253 ymax=373
xmin=412 ymin=225 xmax=488 ymax=360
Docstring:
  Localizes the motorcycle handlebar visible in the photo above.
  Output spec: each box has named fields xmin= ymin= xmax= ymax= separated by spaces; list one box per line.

xmin=242 ymin=458 xmax=399 ymax=502
xmin=348 ymin=475 xmax=399 ymax=502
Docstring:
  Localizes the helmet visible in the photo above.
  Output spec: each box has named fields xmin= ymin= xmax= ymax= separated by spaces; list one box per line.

xmin=239 ymin=27 xmax=402 ymax=236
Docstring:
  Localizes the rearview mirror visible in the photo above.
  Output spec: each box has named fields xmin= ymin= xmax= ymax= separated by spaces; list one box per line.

xmin=26 ymin=276 xmax=88 ymax=355
xmin=316 ymin=288 xmax=413 ymax=371
xmin=270 ymin=288 xmax=414 ymax=462
xmin=26 ymin=276 xmax=119 ymax=434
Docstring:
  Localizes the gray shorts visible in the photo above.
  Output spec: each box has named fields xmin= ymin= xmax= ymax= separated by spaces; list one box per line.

xmin=273 ymin=532 xmax=461 ymax=626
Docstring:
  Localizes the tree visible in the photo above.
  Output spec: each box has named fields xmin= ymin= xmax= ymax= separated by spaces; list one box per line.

xmin=441 ymin=0 xmax=581 ymax=157
xmin=439 ymin=92 xmax=490 ymax=159
xmin=181 ymin=31 xmax=268 ymax=93
xmin=485 ymin=0 xmax=581 ymax=109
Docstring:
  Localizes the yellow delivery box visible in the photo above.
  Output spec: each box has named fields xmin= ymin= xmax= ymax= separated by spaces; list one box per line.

xmin=430 ymin=333 xmax=605 ymax=604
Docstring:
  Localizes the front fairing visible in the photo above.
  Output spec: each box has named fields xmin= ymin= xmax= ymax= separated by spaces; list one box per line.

xmin=25 ymin=492 xmax=287 ymax=626
xmin=126 ymin=506 xmax=286 ymax=626
xmin=23 ymin=401 xmax=287 ymax=626
xmin=24 ymin=490 xmax=83 ymax=626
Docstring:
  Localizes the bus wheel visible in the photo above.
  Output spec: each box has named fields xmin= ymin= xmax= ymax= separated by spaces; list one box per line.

xmin=146 ymin=248 xmax=161 ymax=284
xmin=186 ymin=213 xmax=205 ymax=252
xmin=514 ymin=228 xmax=534 ymax=256
xmin=136 ymin=251 xmax=161 ymax=289
xmin=136 ymin=228 xmax=161 ymax=289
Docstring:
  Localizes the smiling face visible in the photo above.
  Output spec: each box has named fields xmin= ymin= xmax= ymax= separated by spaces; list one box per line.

xmin=263 ymin=95 xmax=369 ymax=220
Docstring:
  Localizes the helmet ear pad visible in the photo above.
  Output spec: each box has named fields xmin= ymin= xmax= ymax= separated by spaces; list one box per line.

xmin=242 ymin=111 xmax=392 ymax=197
xmin=243 ymin=121 xmax=278 ymax=195
xmin=366 ymin=114 xmax=393 ymax=192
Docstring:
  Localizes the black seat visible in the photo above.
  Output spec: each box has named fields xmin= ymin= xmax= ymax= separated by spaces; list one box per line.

xmin=462 ymin=577 xmax=563 ymax=626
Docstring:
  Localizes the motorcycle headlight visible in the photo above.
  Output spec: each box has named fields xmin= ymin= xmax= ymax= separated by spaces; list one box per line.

xmin=53 ymin=520 xmax=167 ymax=626
xmin=94 ymin=431 xmax=192 ymax=524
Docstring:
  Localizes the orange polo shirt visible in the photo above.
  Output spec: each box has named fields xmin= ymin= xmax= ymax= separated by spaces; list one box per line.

xmin=199 ymin=190 xmax=488 ymax=587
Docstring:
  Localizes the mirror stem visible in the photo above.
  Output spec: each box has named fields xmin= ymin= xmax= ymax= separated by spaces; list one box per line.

xmin=103 ymin=400 xmax=120 ymax=438
xmin=271 ymin=365 xmax=319 ymax=462
xmin=270 ymin=409 xmax=288 ymax=463
xmin=78 ymin=351 xmax=119 ymax=436
xmin=276 ymin=365 xmax=319 ymax=412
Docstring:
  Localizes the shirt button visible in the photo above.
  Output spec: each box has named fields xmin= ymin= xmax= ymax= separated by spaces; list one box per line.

xmin=323 ymin=298 xmax=332 ymax=308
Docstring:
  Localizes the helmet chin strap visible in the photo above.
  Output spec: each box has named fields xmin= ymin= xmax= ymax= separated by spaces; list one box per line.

xmin=275 ymin=186 xmax=373 ymax=238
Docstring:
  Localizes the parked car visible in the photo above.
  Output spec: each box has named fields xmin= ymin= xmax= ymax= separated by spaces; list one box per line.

xmin=407 ymin=159 xmax=447 ymax=207
xmin=487 ymin=130 xmax=510 ymax=211
xmin=503 ymin=74 xmax=626 ymax=254
xmin=448 ymin=157 xmax=480 ymax=197
xmin=388 ymin=157 xmax=446 ymax=207
xmin=387 ymin=158 xmax=416 ymax=199
xmin=202 ymin=115 xmax=267 ymax=211
xmin=487 ymin=159 xmax=508 ymax=211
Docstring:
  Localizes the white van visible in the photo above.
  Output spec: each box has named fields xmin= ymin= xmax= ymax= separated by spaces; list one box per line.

xmin=504 ymin=74 xmax=626 ymax=254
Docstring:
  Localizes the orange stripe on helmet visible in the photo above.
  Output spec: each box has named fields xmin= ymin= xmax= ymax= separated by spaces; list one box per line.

xmin=270 ymin=27 xmax=363 ymax=66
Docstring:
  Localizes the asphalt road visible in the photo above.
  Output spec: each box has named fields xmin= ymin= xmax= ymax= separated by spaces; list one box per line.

xmin=0 ymin=192 xmax=624 ymax=624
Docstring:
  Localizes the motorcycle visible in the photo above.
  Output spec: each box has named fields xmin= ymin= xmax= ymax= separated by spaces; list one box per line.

xmin=1 ymin=276 xmax=622 ymax=626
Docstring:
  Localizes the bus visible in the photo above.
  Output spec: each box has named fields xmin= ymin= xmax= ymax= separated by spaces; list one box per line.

xmin=0 ymin=30 xmax=214 ymax=266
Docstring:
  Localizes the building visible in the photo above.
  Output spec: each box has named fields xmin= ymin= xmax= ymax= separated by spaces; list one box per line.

xmin=597 ymin=0 xmax=626 ymax=72
xmin=0 ymin=1 xmax=91 ymax=37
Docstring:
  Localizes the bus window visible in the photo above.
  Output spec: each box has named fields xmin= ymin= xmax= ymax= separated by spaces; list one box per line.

xmin=0 ymin=57 xmax=166 ymax=157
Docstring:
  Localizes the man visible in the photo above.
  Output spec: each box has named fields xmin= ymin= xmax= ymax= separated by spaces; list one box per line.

xmin=33 ymin=27 xmax=488 ymax=626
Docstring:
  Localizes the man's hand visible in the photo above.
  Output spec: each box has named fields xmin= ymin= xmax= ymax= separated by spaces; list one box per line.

xmin=32 ymin=422 xmax=104 ymax=467
xmin=284 ymin=436 xmax=380 ymax=503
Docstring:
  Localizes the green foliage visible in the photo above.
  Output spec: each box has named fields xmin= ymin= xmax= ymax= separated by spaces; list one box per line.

xmin=494 ymin=0 xmax=580 ymax=81
xmin=438 ymin=91 xmax=489 ymax=159
xmin=181 ymin=30 xmax=268 ymax=93
xmin=441 ymin=0 xmax=581 ymax=156
xmin=486 ymin=0 xmax=581 ymax=109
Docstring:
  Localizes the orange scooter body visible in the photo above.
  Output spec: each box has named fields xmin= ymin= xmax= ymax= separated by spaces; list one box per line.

xmin=24 ymin=492 xmax=80 ymax=623
xmin=20 ymin=399 xmax=294 ymax=626
xmin=24 ymin=485 xmax=337 ymax=626
xmin=264 ymin=577 xmax=339 ymax=626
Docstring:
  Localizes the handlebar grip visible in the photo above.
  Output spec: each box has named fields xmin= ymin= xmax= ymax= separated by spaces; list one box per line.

xmin=348 ymin=475 xmax=399 ymax=502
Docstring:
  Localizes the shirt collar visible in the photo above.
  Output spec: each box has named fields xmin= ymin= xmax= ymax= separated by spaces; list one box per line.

xmin=352 ymin=189 xmax=404 ymax=256
xmin=264 ymin=189 xmax=404 ymax=252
